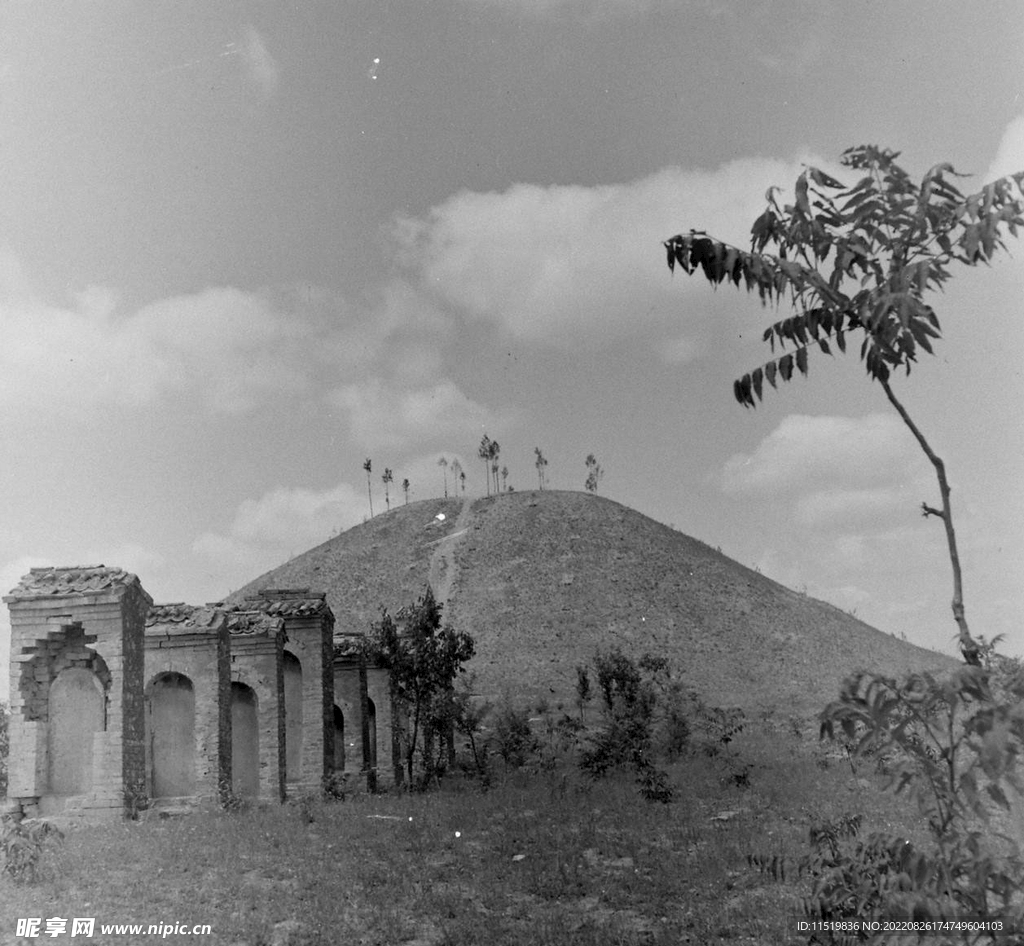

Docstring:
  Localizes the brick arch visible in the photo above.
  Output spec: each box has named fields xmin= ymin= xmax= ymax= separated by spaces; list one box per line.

xmin=282 ymin=650 xmax=303 ymax=784
xmin=48 ymin=667 xmax=106 ymax=795
xmin=146 ymin=671 xmax=196 ymax=798
xmin=230 ymin=681 xmax=260 ymax=798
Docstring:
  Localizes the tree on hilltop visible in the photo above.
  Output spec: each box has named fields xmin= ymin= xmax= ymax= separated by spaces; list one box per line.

xmin=362 ymin=458 xmax=374 ymax=518
xmin=478 ymin=435 xmax=493 ymax=496
xmin=438 ymin=456 xmax=449 ymax=498
xmin=664 ymin=145 xmax=1024 ymax=666
xmin=534 ymin=447 xmax=548 ymax=490
xmin=382 ymin=467 xmax=394 ymax=511
xmin=489 ymin=440 xmax=501 ymax=494
xmin=451 ymin=459 xmax=465 ymax=496
xmin=584 ymin=454 xmax=603 ymax=493
xmin=402 ymin=477 xmax=411 ymax=505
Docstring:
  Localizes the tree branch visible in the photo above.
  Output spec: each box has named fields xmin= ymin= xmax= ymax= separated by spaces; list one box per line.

xmin=880 ymin=378 xmax=980 ymax=665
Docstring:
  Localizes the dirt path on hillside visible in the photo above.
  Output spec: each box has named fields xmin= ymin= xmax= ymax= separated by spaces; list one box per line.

xmin=427 ymin=496 xmax=474 ymax=606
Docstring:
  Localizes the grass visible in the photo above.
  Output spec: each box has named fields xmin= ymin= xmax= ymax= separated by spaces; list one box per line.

xmin=0 ymin=718 xmax=927 ymax=946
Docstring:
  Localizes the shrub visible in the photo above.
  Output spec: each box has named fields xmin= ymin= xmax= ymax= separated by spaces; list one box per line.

xmin=1 ymin=814 xmax=64 ymax=884
xmin=577 ymin=648 xmax=673 ymax=800
xmin=807 ymin=650 xmax=1024 ymax=942
xmin=492 ymin=702 xmax=538 ymax=771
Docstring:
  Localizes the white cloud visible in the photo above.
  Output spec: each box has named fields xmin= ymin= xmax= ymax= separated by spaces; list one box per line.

xmin=659 ymin=336 xmax=701 ymax=365
xmin=458 ymin=0 xmax=653 ymax=14
xmin=394 ymin=157 xmax=816 ymax=346
xmin=984 ymin=114 xmax=1024 ymax=181
xmin=0 ymin=280 xmax=313 ymax=416
xmin=722 ymin=413 xmax=919 ymax=495
xmin=328 ymin=377 xmax=513 ymax=451
xmin=794 ymin=486 xmax=911 ymax=529
xmin=241 ymin=26 xmax=279 ymax=97
xmin=192 ymin=482 xmax=368 ymax=591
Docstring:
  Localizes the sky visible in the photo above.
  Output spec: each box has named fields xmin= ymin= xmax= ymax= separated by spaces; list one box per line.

xmin=1 ymin=0 xmax=1023 ymax=700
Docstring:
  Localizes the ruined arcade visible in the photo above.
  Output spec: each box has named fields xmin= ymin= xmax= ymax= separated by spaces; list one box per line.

xmin=4 ymin=566 xmax=395 ymax=821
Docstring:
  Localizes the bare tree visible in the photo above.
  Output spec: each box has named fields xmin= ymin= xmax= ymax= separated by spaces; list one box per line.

xmin=382 ymin=468 xmax=394 ymax=511
xmin=501 ymin=465 xmax=509 ymax=492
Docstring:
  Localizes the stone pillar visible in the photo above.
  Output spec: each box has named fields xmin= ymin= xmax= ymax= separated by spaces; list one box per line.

xmin=3 ymin=566 xmax=152 ymax=821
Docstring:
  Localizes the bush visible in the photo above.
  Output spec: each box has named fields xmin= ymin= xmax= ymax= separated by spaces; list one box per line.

xmin=492 ymin=702 xmax=538 ymax=771
xmin=807 ymin=649 xmax=1024 ymax=942
xmin=577 ymin=649 xmax=673 ymax=801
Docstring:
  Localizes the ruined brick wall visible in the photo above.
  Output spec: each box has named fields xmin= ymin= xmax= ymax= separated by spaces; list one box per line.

xmin=3 ymin=567 xmax=152 ymax=821
xmin=5 ymin=569 xmax=388 ymax=819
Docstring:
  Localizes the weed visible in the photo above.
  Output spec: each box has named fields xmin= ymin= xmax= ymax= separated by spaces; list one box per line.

xmin=1 ymin=814 xmax=64 ymax=884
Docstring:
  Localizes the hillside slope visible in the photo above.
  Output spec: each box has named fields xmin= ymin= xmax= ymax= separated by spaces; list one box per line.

xmin=230 ymin=490 xmax=956 ymax=719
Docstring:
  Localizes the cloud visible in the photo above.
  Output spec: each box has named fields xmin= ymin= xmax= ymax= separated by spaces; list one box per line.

xmin=193 ymin=482 xmax=367 ymax=590
xmin=722 ymin=413 xmax=920 ymax=495
xmin=794 ymin=486 xmax=910 ymax=529
xmin=0 ymin=266 xmax=459 ymax=422
xmin=984 ymin=114 xmax=1024 ymax=181
xmin=659 ymin=336 xmax=701 ymax=365
xmin=457 ymin=0 xmax=653 ymax=14
xmin=393 ymin=157 xmax=817 ymax=346
xmin=241 ymin=26 xmax=279 ymax=97
xmin=327 ymin=377 xmax=513 ymax=451
xmin=0 ymin=277 xmax=314 ymax=416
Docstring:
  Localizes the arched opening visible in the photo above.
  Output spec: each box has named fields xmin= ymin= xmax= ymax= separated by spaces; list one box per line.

xmin=48 ymin=668 xmax=105 ymax=795
xmin=332 ymin=705 xmax=345 ymax=773
xmin=366 ymin=697 xmax=377 ymax=770
xmin=148 ymin=672 xmax=196 ymax=798
xmin=231 ymin=682 xmax=260 ymax=798
xmin=283 ymin=652 xmax=303 ymax=784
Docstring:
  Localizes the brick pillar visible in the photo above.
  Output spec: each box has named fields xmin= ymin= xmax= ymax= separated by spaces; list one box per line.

xmin=3 ymin=566 xmax=152 ymax=822
xmin=226 ymin=611 xmax=285 ymax=803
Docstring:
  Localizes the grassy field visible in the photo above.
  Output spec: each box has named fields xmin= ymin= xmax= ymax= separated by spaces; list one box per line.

xmin=1 ymin=718 xmax=929 ymax=946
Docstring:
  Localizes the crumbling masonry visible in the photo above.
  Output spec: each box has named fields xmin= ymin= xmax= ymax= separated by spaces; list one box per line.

xmin=3 ymin=566 xmax=396 ymax=821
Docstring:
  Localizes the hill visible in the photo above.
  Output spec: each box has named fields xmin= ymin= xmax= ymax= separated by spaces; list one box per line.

xmin=229 ymin=490 xmax=956 ymax=719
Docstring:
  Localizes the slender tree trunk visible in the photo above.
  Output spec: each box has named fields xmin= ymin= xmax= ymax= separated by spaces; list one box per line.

xmin=366 ymin=474 xmax=373 ymax=518
xmin=880 ymin=379 xmax=980 ymax=665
